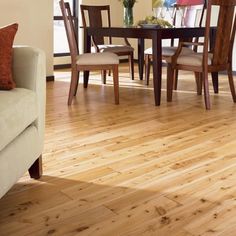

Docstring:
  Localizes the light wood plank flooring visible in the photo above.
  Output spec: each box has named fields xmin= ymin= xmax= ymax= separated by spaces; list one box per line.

xmin=0 ymin=64 xmax=236 ymax=236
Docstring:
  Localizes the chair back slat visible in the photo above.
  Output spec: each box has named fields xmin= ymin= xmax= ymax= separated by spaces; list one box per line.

xmin=204 ymin=0 xmax=236 ymax=66
xmin=173 ymin=2 xmax=205 ymax=26
xmin=212 ymin=5 xmax=235 ymax=65
xmin=80 ymin=5 xmax=111 ymax=45
xmin=60 ymin=0 xmax=78 ymax=63
xmin=171 ymin=3 xmax=205 ymax=46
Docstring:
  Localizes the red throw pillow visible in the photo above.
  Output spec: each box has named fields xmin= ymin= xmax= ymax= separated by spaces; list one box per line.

xmin=0 ymin=23 xmax=18 ymax=90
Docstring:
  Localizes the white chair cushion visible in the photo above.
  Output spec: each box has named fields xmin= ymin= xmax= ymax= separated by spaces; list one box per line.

xmin=0 ymin=88 xmax=38 ymax=150
xmin=144 ymin=46 xmax=193 ymax=57
xmin=92 ymin=44 xmax=134 ymax=53
xmin=144 ymin=47 xmax=153 ymax=55
xmin=77 ymin=52 xmax=119 ymax=66
xmin=166 ymin=52 xmax=213 ymax=66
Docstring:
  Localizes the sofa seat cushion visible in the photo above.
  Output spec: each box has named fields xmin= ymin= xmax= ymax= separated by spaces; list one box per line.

xmin=0 ymin=88 xmax=38 ymax=150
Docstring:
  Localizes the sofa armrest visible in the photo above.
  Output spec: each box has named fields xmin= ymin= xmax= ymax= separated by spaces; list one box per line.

xmin=12 ymin=46 xmax=46 ymax=150
xmin=13 ymin=46 xmax=46 ymax=90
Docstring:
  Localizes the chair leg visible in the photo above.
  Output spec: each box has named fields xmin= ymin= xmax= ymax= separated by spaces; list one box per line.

xmin=28 ymin=155 xmax=42 ymax=179
xmin=203 ymin=70 xmax=211 ymax=110
xmin=167 ymin=64 xmax=174 ymax=102
xmin=129 ymin=52 xmax=134 ymax=80
xmin=68 ymin=68 xmax=78 ymax=105
xmin=83 ymin=71 xmax=89 ymax=88
xmin=227 ymin=64 xmax=236 ymax=102
xmin=195 ymin=72 xmax=202 ymax=95
xmin=173 ymin=69 xmax=179 ymax=90
xmin=112 ymin=65 xmax=119 ymax=105
xmin=74 ymin=71 xmax=80 ymax=96
xmin=145 ymin=54 xmax=151 ymax=85
xmin=101 ymin=70 xmax=107 ymax=84
xmin=211 ymin=72 xmax=219 ymax=94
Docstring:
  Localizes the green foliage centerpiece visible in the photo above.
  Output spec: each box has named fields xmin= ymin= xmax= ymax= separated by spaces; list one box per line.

xmin=137 ymin=15 xmax=173 ymax=28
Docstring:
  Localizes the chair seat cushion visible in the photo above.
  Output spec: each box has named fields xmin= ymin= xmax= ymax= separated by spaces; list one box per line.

xmin=144 ymin=46 xmax=193 ymax=57
xmin=166 ymin=51 xmax=213 ymax=66
xmin=92 ymin=44 xmax=134 ymax=53
xmin=77 ymin=52 xmax=119 ymax=65
xmin=0 ymin=88 xmax=38 ymax=150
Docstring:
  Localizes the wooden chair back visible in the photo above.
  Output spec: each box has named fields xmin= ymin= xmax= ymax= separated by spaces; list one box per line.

xmin=59 ymin=0 xmax=78 ymax=64
xmin=80 ymin=5 xmax=112 ymax=46
xmin=172 ymin=3 xmax=205 ymax=27
xmin=204 ymin=0 xmax=236 ymax=67
xmin=171 ymin=3 xmax=205 ymax=46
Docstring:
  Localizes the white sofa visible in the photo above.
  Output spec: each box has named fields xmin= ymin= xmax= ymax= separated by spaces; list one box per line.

xmin=0 ymin=46 xmax=46 ymax=199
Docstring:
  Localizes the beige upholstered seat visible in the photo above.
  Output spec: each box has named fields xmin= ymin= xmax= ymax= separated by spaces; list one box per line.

xmin=0 ymin=88 xmax=38 ymax=150
xmin=77 ymin=52 xmax=119 ymax=66
xmin=0 ymin=46 xmax=45 ymax=199
xmin=144 ymin=46 xmax=193 ymax=57
xmin=166 ymin=52 xmax=213 ymax=66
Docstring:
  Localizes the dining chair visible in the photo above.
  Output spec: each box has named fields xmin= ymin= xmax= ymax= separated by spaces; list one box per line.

xmin=144 ymin=2 xmax=205 ymax=87
xmin=80 ymin=5 xmax=134 ymax=83
xmin=166 ymin=0 xmax=236 ymax=109
xmin=59 ymin=0 xmax=120 ymax=105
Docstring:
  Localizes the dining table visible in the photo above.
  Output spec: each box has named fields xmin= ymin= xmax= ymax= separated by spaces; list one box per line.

xmin=83 ymin=25 xmax=216 ymax=106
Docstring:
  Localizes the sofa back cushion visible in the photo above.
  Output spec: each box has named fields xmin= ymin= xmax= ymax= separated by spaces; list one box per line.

xmin=0 ymin=23 xmax=18 ymax=90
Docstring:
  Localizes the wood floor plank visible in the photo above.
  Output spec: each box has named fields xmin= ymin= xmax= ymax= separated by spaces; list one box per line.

xmin=0 ymin=64 xmax=236 ymax=235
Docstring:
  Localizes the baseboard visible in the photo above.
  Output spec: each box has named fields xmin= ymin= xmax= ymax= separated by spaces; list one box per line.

xmin=120 ymin=59 xmax=139 ymax=63
xmin=46 ymin=75 xmax=55 ymax=81
xmin=54 ymin=64 xmax=71 ymax=70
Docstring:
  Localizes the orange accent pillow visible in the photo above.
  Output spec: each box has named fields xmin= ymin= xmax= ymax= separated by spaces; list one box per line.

xmin=0 ymin=23 xmax=18 ymax=90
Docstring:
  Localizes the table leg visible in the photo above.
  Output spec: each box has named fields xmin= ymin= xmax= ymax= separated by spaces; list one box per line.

xmin=83 ymin=29 xmax=90 ymax=88
xmin=138 ymin=38 xmax=144 ymax=80
xmin=152 ymin=32 xmax=162 ymax=106
xmin=210 ymin=28 xmax=218 ymax=93
xmin=211 ymin=72 xmax=219 ymax=94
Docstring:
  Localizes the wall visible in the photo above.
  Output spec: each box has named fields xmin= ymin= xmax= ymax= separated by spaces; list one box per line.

xmin=0 ymin=0 xmax=53 ymax=77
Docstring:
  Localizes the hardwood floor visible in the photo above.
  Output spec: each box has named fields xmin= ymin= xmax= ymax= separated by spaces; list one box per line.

xmin=0 ymin=64 xmax=236 ymax=236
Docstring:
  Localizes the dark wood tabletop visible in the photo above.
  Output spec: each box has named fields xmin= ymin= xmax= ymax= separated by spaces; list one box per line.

xmin=83 ymin=26 xmax=215 ymax=106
